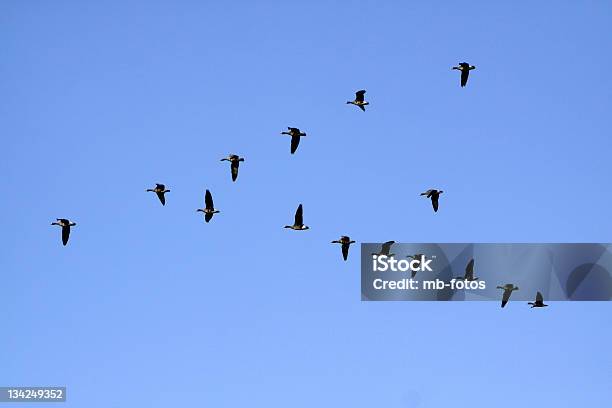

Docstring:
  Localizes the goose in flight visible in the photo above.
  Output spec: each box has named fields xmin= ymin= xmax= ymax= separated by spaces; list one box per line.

xmin=284 ymin=204 xmax=309 ymax=230
xmin=407 ymin=254 xmax=425 ymax=278
xmin=281 ymin=127 xmax=306 ymax=154
xmin=528 ymin=291 xmax=548 ymax=308
xmin=421 ymin=189 xmax=443 ymax=212
xmin=496 ymin=284 xmax=519 ymax=308
xmin=147 ymin=183 xmax=170 ymax=206
xmin=452 ymin=62 xmax=476 ymax=87
xmin=196 ymin=189 xmax=220 ymax=223
xmin=51 ymin=218 xmax=76 ymax=246
xmin=455 ymin=258 xmax=478 ymax=281
xmin=346 ymin=90 xmax=369 ymax=111
xmin=331 ymin=236 xmax=356 ymax=261
xmin=220 ymin=154 xmax=245 ymax=182
xmin=372 ymin=241 xmax=396 ymax=257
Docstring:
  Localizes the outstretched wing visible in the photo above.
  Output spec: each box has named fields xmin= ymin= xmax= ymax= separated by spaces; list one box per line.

xmin=205 ymin=213 xmax=213 ymax=223
xmin=536 ymin=291 xmax=544 ymax=303
xmin=61 ymin=225 xmax=70 ymax=246
xmin=381 ymin=240 xmax=395 ymax=255
xmin=341 ymin=243 xmax=350 ymax=261
xmin=501 ymin=289 xmax=512 ymax=308
xmin=290 ymin=135 xmax=301 ymax=154
xmin=156 ymin=191 xmax=166 ymax=206
xmin=294 ymin=204 xmax=304 ymax=226
xmin=231 ymin=160 xmax=239 ymax=182
xmin=460 ymin=69 xmax=469 ymax=87
xmin=421 ymin=189 xmax=434 ymax=197
xmin=205 ymin=190 xmax=214 ymax=210
xmin=355 ymin=90 xmax=366 ymax=102
xmin=465 ymin=259 xmax=474 ymax=279
xmin=431 ymin=196 xmax=439 ymax=212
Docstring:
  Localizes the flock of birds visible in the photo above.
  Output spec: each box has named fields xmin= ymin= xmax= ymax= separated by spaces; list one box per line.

xmin=49 ymin=62 xmax=546 ymax=308
xmin=372 ymin=240 xmax=549 ymax=308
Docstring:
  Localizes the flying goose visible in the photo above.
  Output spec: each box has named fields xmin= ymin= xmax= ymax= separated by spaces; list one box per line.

xmin=455 ymin=258 xmax=478 ymax=281
xmin=528 ymin=291 xmax=548 ymax=308
xmin=281 ymin=127 xmax=306 ymax=154
xmin=51 ymin=218 xmax=76 ymax=246
xmin=346 ymin=90 xmax=369 ymax=111
xmin=452 ymin=62 xmax=476 ymax=87
xmin=331 ymin=236 xmax=356 ymax=261
xmin=284 ymin=204 xmax=309 ymax=230
xmin=372 ymin=241 xmax=396 ymax=257
xmin=407 ymin=254 xmax=425 ymax=278
xmin=146 ymin=183 xmax=170 ymax=206
xmin=496 ymin=284 xmax=519 ymax=308
xmin=196 ymin=189 xmax=220 ymax=223
xmin=421 ymin=189 xmax=443 ymax=212
xmin=220 ymin=154 xmax=245 ymax=182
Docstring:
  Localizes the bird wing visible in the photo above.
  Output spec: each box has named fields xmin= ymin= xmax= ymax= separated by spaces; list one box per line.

xmin=355 ymin=90 xmax=366 ymax=102
xmin=536 ymin=291 xmax=544 ymax=303
xmin=231 ymin=160 xmax=239 ymax=181
xmin=465 ymin=259 xmax=474 ymax=279
xmin=156 ymin=191 xmax=166 ymax=205
xmin=294 ymin=204 xmax=304 ymax=226
xmin=501 ymin=289 xmax=512 ymax=308
xmin=460 ymin=70 xmax=469 ymax=87
xmin=205 ymin=213 xmax=213 ymax=223
xmin=61 ymin=225 xmax=70 ymax=245
xmin=290 ymin=135 xmax=301 ymax=154
xmin=358 ymin=104 xmax=365 ymax=111
xmin=432 ymin=196 xmax=439 ymax=212
xmin=205 ymin=190 xmax=214 ymax=210
xmin=381 ymin=240 xmax=394 ymax=255
xmin=342 ymin=243 xmax=349 ymax=261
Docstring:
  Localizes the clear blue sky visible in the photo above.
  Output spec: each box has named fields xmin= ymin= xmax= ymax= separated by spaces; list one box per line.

xmin=1 ymin=1 xmax=611 ymax=407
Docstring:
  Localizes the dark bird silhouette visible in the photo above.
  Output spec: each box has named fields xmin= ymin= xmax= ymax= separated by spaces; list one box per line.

xmin=281 ymin=127 xmax=306 ymax=154
xmin=455 ymin=258 xmax=478 ymax=281
xmin=196 ymin=189 xmax=220 ymax=223
xmin=346 ymin=90 xmax=369 ymax=111
xmin=146 ymin=183 xmax=170 ymax=206
xmin=528 ymin=291 xmax=548 ymax=308
xmin=220 ymin=154 xmax=245 ymax=182
xmin=406 ymin=254 xmax=426 ymax=278
xmin=372 ymin=241 xmax=396 ymax=257
xmin=497 ymin=284 xmax=519 ymax=308
xmin=331 ymin=236 xmax=356 ymax=260
xmin=452 ymin=62 xmax=476 ymax=87
xmin=51 ymin=218 xmax=76 ymax=246
xmin=421 ymin=189 xmax=443 ymax=212
xmin=284 ymin=204 xmax=309 ymax=230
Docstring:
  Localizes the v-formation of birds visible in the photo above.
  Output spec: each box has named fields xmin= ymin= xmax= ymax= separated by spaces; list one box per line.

xmin=52 ymin=67 xmax=501 ymax=272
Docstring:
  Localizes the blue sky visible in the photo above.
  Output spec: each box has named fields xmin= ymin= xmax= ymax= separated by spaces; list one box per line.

xmin=1 ymin=1 xmax=611 ymax=406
